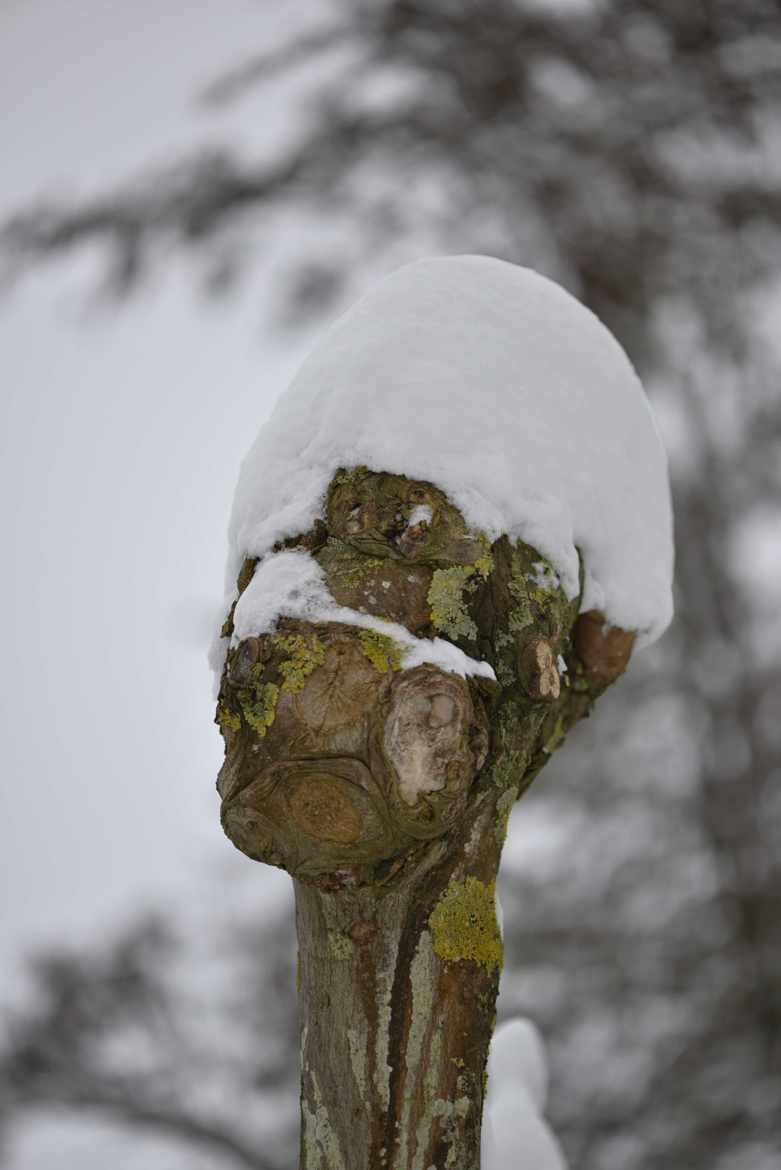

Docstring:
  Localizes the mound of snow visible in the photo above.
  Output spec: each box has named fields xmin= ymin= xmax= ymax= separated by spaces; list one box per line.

xmin=483 ymin=1018 xmax=568 ymax=1170
xmin=228 ymin=255 xmax=673 ymax=647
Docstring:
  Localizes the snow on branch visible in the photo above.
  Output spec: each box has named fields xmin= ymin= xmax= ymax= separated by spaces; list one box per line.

xmin=229 ymin=255 xmax=673 ymax=647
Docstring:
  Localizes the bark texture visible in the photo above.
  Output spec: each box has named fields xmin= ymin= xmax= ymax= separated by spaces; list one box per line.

xmin=214 ymin=468 xmax=632 ymax=1169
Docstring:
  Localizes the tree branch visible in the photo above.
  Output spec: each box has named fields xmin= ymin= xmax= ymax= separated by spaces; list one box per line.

xmin=11 ymin=1085 xmax=279 ymax=1170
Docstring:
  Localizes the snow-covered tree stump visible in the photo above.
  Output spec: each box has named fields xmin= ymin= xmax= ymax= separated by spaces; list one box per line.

xmin=212 ymin=257 xmax=673 ymax=1169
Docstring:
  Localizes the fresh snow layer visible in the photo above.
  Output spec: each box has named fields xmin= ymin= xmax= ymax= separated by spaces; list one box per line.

xmin=482 ymin=1018 xmax=568 ymax=1170
xmin=231 ymin=549 xmax=496 ymax=680
xmin=229 ymin=254 xmax=673 ymax=647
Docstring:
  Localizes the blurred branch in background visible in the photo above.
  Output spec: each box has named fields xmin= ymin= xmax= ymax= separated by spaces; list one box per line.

xmin=4 ymin=0 xmax=781 ymax=341
xmin=2 ymin=1 xmax=780 ymax=1168
xmin=0 ymin=909 xmax=299 ymax=1170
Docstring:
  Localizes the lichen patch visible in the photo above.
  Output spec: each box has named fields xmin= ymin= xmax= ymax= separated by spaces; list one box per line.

xmin=359 ymin=629 xmax=403 ymax=673
xmin=428 ymin=877 xmax=503 ymax=968
xmin=275 ymin=633 xmax=326 ymax=692
xmin=427 ymin=566 xmax=478 ymax=641
xmin=239 ymin=677 xmax=280 ymax=736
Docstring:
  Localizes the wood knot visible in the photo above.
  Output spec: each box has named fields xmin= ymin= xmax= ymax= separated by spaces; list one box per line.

xmin=287 ymin=776 xmax=363 ymax=844
xmin=574 ymin=611 xmax=635 ymax=687
xmin=519 ymin=636 xmax=560 ymax=701
xmin=383 ymin=671 xmax=476 ymax=809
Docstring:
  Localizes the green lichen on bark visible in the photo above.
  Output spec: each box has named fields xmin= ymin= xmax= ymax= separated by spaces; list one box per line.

xmin=428 ymin=877 xmax=502 ymax=968
xmin=428 ymin=565 xmax=479 ymax=640
xmin=327 ymin=930 xmax=355 ymax=960
xmin=427 ymin=542 xmax=493 ymax=643
xmin=331 ymin=464 xmax=370 ymax=488
xmin=472 ymin=548 xmax=494 ymax=579
xmin=318 ymin=537 xmax=384 ymax=585
xmin=238 ymin=669 xmax=280 ymax=737
xmin=488 ymin=692 xmax=545 ymax=791
xmin=223 ymin=632 xmax=326 ymax=737
xmin=326 ymin=466 xmax=491 ymax=568
xmin=335 ymin=539 xmax=383 ymax=573
xmin=215 ymin=702 xmax=241 ymax=735
xmin=275 ymin=633 xmax=326 ymax=692
xmin=508 ymin=542 xmax=574 ymax=640
xmin=358 ymin=628 xmax=402 ymax=672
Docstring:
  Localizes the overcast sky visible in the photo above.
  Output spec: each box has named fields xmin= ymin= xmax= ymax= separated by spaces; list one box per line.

xmin=0 ymin=0 xmax=322 ymax=974
xmin=0 ymin=5 xmax=320 ymax=1164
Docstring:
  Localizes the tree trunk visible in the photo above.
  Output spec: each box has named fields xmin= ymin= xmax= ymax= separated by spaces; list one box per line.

xmin=296 ymin=791 xmax=505 ymax=1170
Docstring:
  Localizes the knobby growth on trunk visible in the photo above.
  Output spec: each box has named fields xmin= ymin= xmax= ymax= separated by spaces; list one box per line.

xmin=214 ymin=468 xmax=633 ymax=1170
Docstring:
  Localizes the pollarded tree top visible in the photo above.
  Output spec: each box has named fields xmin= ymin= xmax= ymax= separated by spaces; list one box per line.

xmin=229 ymin=255 xmax=673 ymax=647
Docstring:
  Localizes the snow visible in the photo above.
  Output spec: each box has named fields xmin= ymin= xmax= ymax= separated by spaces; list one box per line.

xmin=228 ymin=255 xmax=673 ymax=648
xmin=230 ymin=548 xmax=496 ymax=679
xmin=495 ymin=890 xmax=505 ymax=940
xmin=530 ymin=561 xmax=561 ymax=591
xmin=407 ymin=503 xmax=433 ymax=527
xmin=483 ymin=1018 xmax=568 ymax=1170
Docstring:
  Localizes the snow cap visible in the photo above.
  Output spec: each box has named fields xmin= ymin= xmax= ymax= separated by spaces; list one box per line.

xmin=229 ymin=255 xmax=673 ymax=646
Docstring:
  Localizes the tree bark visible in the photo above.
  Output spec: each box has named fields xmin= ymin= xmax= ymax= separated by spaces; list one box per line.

xmin=295 ymin=791 xmax=505 ymax=1170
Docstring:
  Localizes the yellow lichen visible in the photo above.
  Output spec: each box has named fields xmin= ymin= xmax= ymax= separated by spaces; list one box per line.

xmin=327 ymin=930 xmax=355 ymax=961
xmin=239 ymin=680 xmax=280 ymax=737
xmin=332 ymin=464 xmax=369 ymax=487
xmin=429 ymin=877 xmax=503 ymax=968
xmin=359 ymin=628 xmax=402 ymax=672
xmin=216 ymin=703 xmax=241 ymax=735
xmin=274 ymin=633 xmax=326 ymax=692
xmin=474 ymin=552 xmax=494 ymax=579
xmin=427 ymin=542 xmax=494 ymax=641
xmin=230 ymin=634 xmax=323 ymax=737
xmin=427 ymin=566 xmax=478 ymax=641
xmin=508 ymin=541 xmax=572 ymax=638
